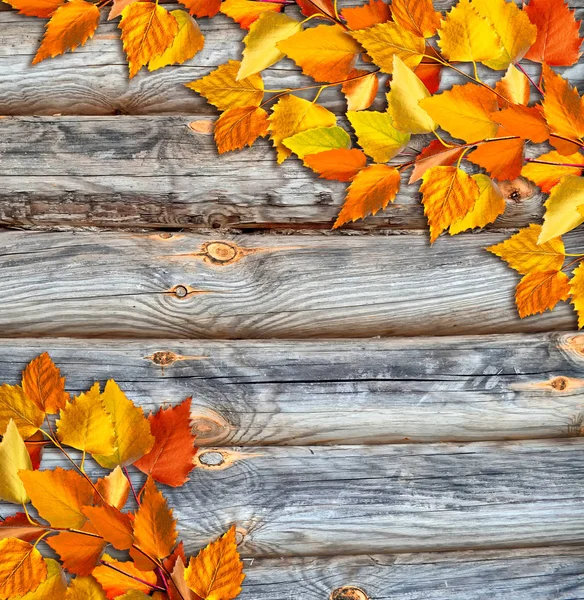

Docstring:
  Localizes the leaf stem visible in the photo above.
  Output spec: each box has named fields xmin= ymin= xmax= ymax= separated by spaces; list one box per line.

xmin=123 ymin=466 xmax=141 ymax=506
xmin=101 ymin=560 xmax=167 ymax=593
xmin=515 ymin=61 xmax=544 ymax=95
xmin=525 ymin=158 xmax=584 ymax=168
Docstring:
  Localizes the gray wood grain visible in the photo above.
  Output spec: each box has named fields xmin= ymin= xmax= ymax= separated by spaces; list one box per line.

xmin=0 ymin=334 xmax=583 ymax=445
xmin=239 ymin=546 xmax=584 ymax=599
xmin=0 ymin=230 xmax=578 ymax=338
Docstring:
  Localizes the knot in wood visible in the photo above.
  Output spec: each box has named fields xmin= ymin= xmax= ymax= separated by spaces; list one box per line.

xmin=551 ymin=376 xmax=568 ymax=391
xmin=199 ymin=451 xmax=225 ymax=467
xmin=149 ymin=351 xmax=178 ymax=367
xmin=330 ymin=586 xmax=369 ymax=600
xmin=174 ymin=285 xmax=188 ymax=298
xmin=205 ymin=241 xmax=238 ymax=264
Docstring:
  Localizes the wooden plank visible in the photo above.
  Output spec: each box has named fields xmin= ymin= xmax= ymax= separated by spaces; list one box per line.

xmin=0 ymin=230 xmax=578 ymax=337
xmin=238 ymin=546 xmax=584 ymax=599
xmin=30 ymin=439 xmax=584 ymax=555
xmin=0 ymin=334 xmax=583 ymax=445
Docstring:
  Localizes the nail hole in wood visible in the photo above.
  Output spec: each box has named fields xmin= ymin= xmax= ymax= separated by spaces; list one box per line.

xmin=330 ymin=586 xmax=369 ymax=600
xmin=199 ymin=451 xmax=225 ymax=467
xmin=174 ymin=285 xmax=188 ymax=299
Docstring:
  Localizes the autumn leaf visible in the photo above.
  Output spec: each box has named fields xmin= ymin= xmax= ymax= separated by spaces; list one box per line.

xmin=303 ymin=148 xmax=367 ymax=181
xmin=419 ymin=82 xmax=499 ymax=143
xmin=119 ymin=2 xmax=178 ymax=78
xmin=238 ymin=12 xmax=301 ymax=80
xmin=570 ymin=263 xmax=584 ymax=327
xmin=92 ymin=379 xmax=154 ymax=469
xmin=108 ymin=0 xmax=137 ymax=20
xmin=347 ymin=110 xmax=410 ymax=163
xmin=33 ymin=0 xmax=100 ymax=64
xmin=487 ymin=224 xmax=566 ymax=274
xmin=408 ymin=140 xmax=464 ymax=183
xmin=414 ymin=58 xmax=442 ymax=95
xmin=170 ymin=556 xmax=197 ymax=600
xmin=21 ymin=352 xmax=69 ymax=415
xmin=341 ymin=70 xmax=379 ymax=111
xmin=0 ymin=384 xmax=44 ymax=438
xmin=351 ymin=21 xmax=425 ymax=73
xmin=148 ymin=11 xmax=204 ymax=71
xmin=220 ymin=0 xmax=281 ymax=29
xmin=47 ymin=527 xmax=106 ymax=576
xmin=495 ymin=64 xmax=530 ymax=106
xmin=492 ymin=104 xmax=550 ymax=144
xmin=96 ymin=466 xmax=131 ymax=510
xmin=515 ymin=270 xmax=570 ymax=318
xmin=117 ymin=592 xmax=153 ymax=600
xmin=538 ymin=175 xmax=584 ymax=243
xmin=278 ymin=24 xmax=361 ymax=83
xmin=187 ymin=60 xmax=264 ymax=112
xmin=214 ymin=107 xmax=270 ymax=154
xmin=391 ymin=0 xmax=440 ymax=38
xmin=93 ymin=555 xmax=158 ymax=599
xmin=283 ymin=126 xmax=351 ymax=158
xmin=334 ymin=164 xmax=401 ymax=228
xmin=437 ymin=0 xmax=503 ymax=64
xmin=66 ymin=575 xmax=107 ymax=600
xmin=3 ymin=0 xmax=63 ymax=17
xmin=524 ymin=0 xmax=583 ymax=66
xmin=19 ymin=558 xmax=67 ymax=600
xmin=420 ymin=166 xmax=480 ymax=243
xmin=0 ymin=538 xmax=48 ymax=599
xmin=56 ymin=382 xmax=116 ymax=456
xmin=386 ymin=54 xmax=435 ymax=134
xmin=25 ymin=430 xmax=48 ymax=470
xmin=0 ymin=419 xmax=32 ymax=504
xmin=20 ymin=467 xmax=95 ymax=528
xmin=180 ymin=0 xmax=220 ymax=18
xmin=0 ymin=513 xmax=47 ymax=542
xmin=82 ymin=504 xmax=134 ymax=551
xmin=521 ymin=151 xmax=584 ymax=192
xmin=268 ymin=94 xmax=337 ymax=163
xmin=466 ymin=130 xmax=525 ymax=181
xmin=185 ymin=526 xmax=245 ymax=600
xmin=541 ymin=64 xmax=584 ymax=141
xmin=340 ymin=0 xmax=391 ymax=30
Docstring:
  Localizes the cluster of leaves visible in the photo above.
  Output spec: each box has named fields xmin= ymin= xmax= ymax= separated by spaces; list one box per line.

xmin=0 ymin=353 xmax=244 ymax=600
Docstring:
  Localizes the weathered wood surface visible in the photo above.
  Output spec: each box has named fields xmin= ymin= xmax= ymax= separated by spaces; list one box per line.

xmin=0 ymin=230 xmax=577 ymax=338
xmin=1 ymin=334 xmax=583 ymax=445
xmin=238 ymin=546 xmax=584 ymax=599
xmin=31 ymin=439 xmax=584 ymax=556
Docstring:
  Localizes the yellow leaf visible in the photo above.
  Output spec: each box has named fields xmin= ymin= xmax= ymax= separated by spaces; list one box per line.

xmin=391 ymin=0 xmax=441 ymax=38
xmin=347 ymin=110 xmax=409 ymax=163
xmin=214 ymin=106 xmax=269 ymax=154
xmin=21 ymin=352 xmax=69 ymax=415
xmin=334 ymin=164 xmax=400 ymax=227
xmin=19 ymin=559 xmax=67 ymax=600
xmin=386 ymin=54 xmax=435 ymax=134
xmin=119 ymin=2 xmax=178 ymax=78
xmin=449 ymin=174 xmax=505 ymax=234
xmin=93 ymin=555 xmax=158 ymax=599
xmin=419 ymin=82 xmax=499 ymax=143
xmin=277 ymin=24 xmax=361 ymax=82
xmin=541 ymin=64 xmax=584 ymax=140
xmin=0 ymin=538 xmax=47 ymax=600
xmin=303 ymin=148 xmax=367 ymax=182
xmin=283 ymin=126 xmax=351 ymax=158
xmin=495 ymin=64 xmax=530 ymax=106
xmin=570 ymin=263 xmax=584 ymax=328
xmin=420 ymin=166 xmax=480 ymax=243
xmin=187 ymin=60 xmax=264 ymax=111
xmin=3 ymin=0 xmax=63 ymax=17
xmin=185 ymin=526 xmax=245 ymax=600
xmin=0 ymin=420 xmax=32 ymax=504
xmin=92 ymin=380 xmax=154 ymax=468
xmin=515 ymin=270 xmax=570 ymax=318
xmin=133 ymin=478 xmax=177 ymax=561
xmin=66 ymin=576 xmax=107 ymax=600
xmin=148 ymin=10 xmax=204 ymax=71
xmin=471 ymin=0 xmax=537 ymax=69
xmin=351 ymin=21 xmax=425 ymax=73
xmin=539 ymin=175 xmax=584 ymax=244
xmin=220 ymin=0 xmax=281 ymax=29
xmin=95 ymin=466 xmax=130 ymax=510
xmin=56 ymin=382 xmax=116 ymax=455
xmin=0 ymin=384 xmax=44 ymax=438
xmin=238 ymin=12 xmax=301 ymax=80
xmin=32 ymin=0 xmax=100 ymax=64
xmin=341 ymin=70 xmax=378 ymax=111
xmin=268 ymin=94 xmax=336 ymax=163
xmin=19 ymin=467 xmax=95 ymax=528
xmin=116 ymin=592 xmax=152 ymax=600
xmin=437 ymin=0 xmax=503 ymax=64
xmin=521 ymin=151 xmax=584 ymax=193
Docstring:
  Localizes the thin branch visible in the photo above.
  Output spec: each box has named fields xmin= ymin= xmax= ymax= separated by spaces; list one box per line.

xmin=101 ymin=560 xmax=167 ymax=593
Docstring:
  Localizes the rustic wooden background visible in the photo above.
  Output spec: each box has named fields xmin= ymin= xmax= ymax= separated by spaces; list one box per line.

xmin=1 ymin=1 xmax=584 ymax=598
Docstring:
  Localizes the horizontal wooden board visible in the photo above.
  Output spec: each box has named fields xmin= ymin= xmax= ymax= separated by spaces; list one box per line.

xmin=0 ymin=334 xmax=583 ymax=445
xmin=0 ymin=115 xmax=545 ymax=231
xmin=0 ymin=230 xmax=578 ymax=338
xmin=238 ymin=546 xmax=584 ymax=599
xmin=31 ymin=439 xmax=584 ymax=556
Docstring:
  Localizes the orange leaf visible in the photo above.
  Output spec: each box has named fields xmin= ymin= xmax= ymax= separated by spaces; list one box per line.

xmin=0 ymin=384 xmax=44 ymax=438
xmin=184 ymin=526 xmax=244 ymax=600
xmin=495 ymin=65 xmax=530 ymax=107
xmin=515 ymin=270 xmax=570 ymax=318
xmin=409 ymin=140 xmax=464 ymax=184
xmin=303 ymin=148 xmax=367 ymax=182
xmin=492 ymin=104 xmax=550 ymax=144
xmin=295 ymin=0 xmax=335 ymax=18
xmin=32 ymin=0 xmax=100 ymax=65
xmin=220 ymin=0 xmax=281 ymax=29
xmin=0 ymin=538 xmax=48 ymax=599
xmin=413 ymin=60 xmax=441 ymax=94
xmin=524 ymin=0 xmax=583 ymax=66
xmin=108 ymin=0 xmax=137 ymax=19
xmin=92 ymin=555 xmax=158 ymax=599
xmin=180 ymin=0 xmax=221 ymax=18
xmin=391 ymin=0 xmax=440 ymax=38
xmin=3 ymin=0 xmax=63 ymax=17
xmin=521 ymin=150 xmax=584 ymax=192
xmin=46 ymin=527 xmax=106 ymax=576
xmin=214 ymin=107 xmax=270 ymax=155
xmin=134 ymin=398 xmax=198 ymax=487
xmin=466 ymin=131 xmax=525 ymax=181
xmin=169 ymin=556 xmax=197 ymax=600
xmin=82 ymin=504 xmax=134 ymax=551
xmin=0 ymin=513 xmax=48 ymax=542
xmin=340 ymin=0 xmax=391 ymax=30
xmin=133 ymin=478 xmax=178 ymax=562
xmin=119 ymin=2 xmax=178 ymax=78
xmin=95 ymin=466 xmax=131 ymax=510
xmin=420 ymin=166 xmax=479 ymax=243
xmin=19 ymin=467 xmax=95 ymax=528
xmin=341 ymin=70 xmax=379 ymax=111
xmin=334 ymin=164 xmax=400 ymax=228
